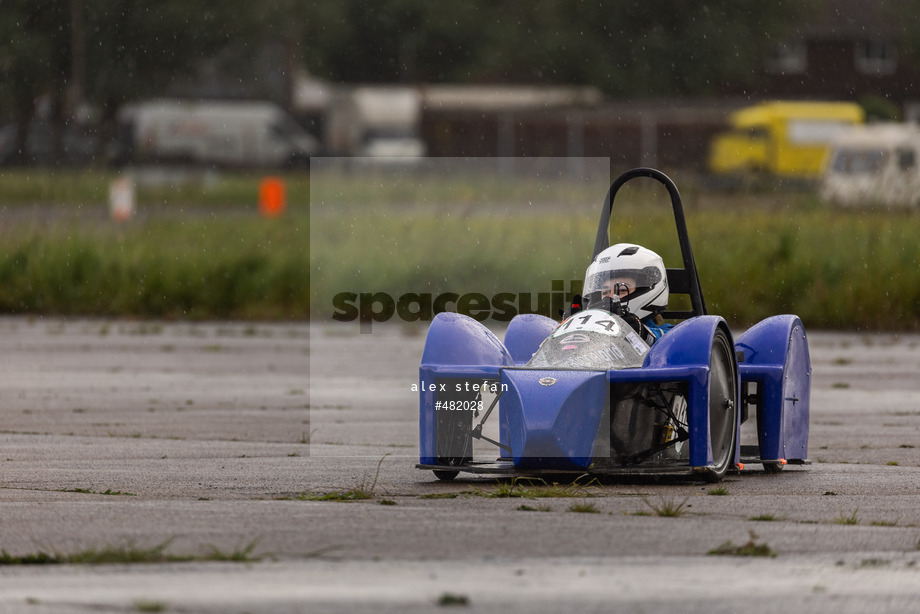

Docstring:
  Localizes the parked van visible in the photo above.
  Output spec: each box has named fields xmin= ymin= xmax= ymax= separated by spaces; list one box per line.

xmin=115 ymin=100 xmax=319 ymax=167
xmin=323 ymin=87 xmax=425 ymax=158
xmin=708 ymin=101 xmax=864 ymax=181
xmin=820 ymin=123 xmax=920 ymax=208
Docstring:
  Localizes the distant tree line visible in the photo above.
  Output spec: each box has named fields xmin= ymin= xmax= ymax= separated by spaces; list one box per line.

xmin=306 ymin=0 xmax=809 ymax=94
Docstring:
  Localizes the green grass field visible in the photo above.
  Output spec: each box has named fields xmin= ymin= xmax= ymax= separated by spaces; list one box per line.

xmin=1 ymin=167 xmax=917 ymax=330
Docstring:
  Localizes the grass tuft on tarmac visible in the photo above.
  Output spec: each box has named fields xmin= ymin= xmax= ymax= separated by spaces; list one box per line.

xmin=708 ymin=531 xmax=777 ymax=558
xmin=467 ymin=477 xmax=596 ymax=499
xmin=0 ymin=539 xmax=261 ymax=565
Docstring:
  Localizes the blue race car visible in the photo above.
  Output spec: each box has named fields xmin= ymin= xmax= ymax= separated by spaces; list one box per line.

xmin=417 ymin=168 xmax=811 ymax=482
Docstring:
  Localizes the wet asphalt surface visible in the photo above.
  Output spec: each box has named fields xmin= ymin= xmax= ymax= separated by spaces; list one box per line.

xmin=0 ymin=317 xmax=918 ymax=613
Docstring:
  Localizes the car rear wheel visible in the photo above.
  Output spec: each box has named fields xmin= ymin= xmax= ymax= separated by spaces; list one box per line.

xmin=762 ymin=461 xmax=784 ymax=474
xmin=703 ymin=328 xmax=739 ymax=482
xmin=433 ymin=468 xmax=460 ymax=481
xmin=434 ymin=384 xmax=474 ymax=481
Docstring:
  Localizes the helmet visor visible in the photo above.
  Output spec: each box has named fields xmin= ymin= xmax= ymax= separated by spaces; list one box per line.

xmin=583 ymin=267 xmax=662 ymax=300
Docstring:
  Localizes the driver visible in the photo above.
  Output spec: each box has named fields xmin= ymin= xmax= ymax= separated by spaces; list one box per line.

xmin=582 ymin=243 xmax=673 ymax=342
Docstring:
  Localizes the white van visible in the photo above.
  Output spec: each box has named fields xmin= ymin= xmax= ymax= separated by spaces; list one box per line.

xmin=323 ymin=87 xmax=425 ymax=158
xmin=116 ymin=100 xmax=319 ymax=167
xmin=821 ymin=123 xmax=920 ymax=208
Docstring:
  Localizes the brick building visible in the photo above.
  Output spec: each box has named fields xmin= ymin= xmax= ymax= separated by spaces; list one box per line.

xmin=419 ymin=1 xmax=920 ymax=171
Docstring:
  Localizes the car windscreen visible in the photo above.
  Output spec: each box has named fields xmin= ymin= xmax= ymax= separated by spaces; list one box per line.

xmin=526 ymin=310 xmax=648 ymax=370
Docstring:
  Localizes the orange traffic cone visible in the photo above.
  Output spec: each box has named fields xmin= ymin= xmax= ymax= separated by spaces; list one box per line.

xmin=259 ymin=177 xmax=286 ymax=217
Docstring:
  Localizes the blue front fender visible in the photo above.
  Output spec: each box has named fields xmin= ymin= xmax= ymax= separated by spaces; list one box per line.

xmin=640 ymin=316 xmax=740 ymax=470
xmin=419 ymin=312 xmax=513 ymax=465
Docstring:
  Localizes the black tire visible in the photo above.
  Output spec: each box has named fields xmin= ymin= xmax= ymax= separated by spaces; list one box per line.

xmin=763 ymin=461 xmax=784 ymax=474
xmin=703 ymin=328 xmax=739 ymax=482
xmin=434 ymin=380 xmax=474 ymax=481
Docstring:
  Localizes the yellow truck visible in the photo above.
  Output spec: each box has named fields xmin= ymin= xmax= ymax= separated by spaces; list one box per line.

xmin=708 ymin=101 xmax=865 ymax=181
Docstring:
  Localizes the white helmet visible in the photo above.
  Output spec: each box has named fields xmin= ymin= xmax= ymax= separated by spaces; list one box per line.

xmin=582 ymin=243 xmax=668 ymax=319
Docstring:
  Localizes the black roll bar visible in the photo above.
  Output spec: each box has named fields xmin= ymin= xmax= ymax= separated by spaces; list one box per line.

xmin=592 ymin=167 xmax=707 ymax=319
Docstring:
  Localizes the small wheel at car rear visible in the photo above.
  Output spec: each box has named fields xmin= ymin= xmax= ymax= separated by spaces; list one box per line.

xmin=763 ymin=461 xmax=784 ymax=474
xmin=433 ymin=456 xmax=464 ymax=481
xmin=703 ymin=328 xmax=739 ymax=482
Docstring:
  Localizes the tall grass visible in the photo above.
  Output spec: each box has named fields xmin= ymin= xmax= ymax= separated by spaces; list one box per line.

xmin=312 ymin=195 xmax=920 ymax=331
xmin=0 ymin=217 xmax=309 ymax=319
xmin=0 ymin=167 xmax=918 ymax=329
xmin=689 ymin=207 xmax=920 ymax=329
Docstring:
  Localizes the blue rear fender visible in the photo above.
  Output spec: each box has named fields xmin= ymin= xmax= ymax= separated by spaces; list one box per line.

xmin=419 ymin=312 xmax=513 ymax=465
xmin=637 ymin=316 xmax=741 ymax=470
xmin=736 ymin=315 xmax=811 ymax=464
